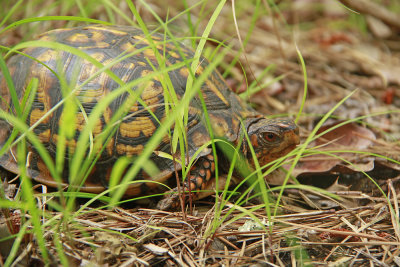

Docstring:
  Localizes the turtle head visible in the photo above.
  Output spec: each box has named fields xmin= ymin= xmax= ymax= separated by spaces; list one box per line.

xmin=242 ymin=117 xmax=300 ymax=166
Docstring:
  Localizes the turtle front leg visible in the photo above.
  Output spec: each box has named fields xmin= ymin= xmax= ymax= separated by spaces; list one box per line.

xmin=157 ymin=154 xmax=216 ymax=210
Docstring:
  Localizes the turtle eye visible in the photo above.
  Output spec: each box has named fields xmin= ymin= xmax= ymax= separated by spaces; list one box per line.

xmin=263 ymin=132 xmax=278 ymax=142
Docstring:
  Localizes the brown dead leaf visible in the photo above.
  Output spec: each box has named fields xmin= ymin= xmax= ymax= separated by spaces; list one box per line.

xmin=293 ymin=122 xmax=376 ymax=177
xmin=315 ymin=122 xmax=376 ymax=148
xmin=290 ymin=122 xmax=400 ymax=197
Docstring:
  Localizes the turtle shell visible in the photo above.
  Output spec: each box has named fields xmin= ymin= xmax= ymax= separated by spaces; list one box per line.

xmin=0 ymin=25 xmax=259 ymax=195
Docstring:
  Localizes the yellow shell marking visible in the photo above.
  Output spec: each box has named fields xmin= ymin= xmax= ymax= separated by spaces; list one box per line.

xmin=30 ymin=109 xmax=50 ymax=125
xmin=126 ymin=100 xmax=139 ymax=113
xmin=119 ymin=117 xmax=157 ymax=138
xmin=86 ymin=26 xmax=128 ymax=37
xmin=67 ymin=33 xmax=90 ymax=43
xmin=37 ymin=35 xmax=53 ymax=42
xmin=80 ymin=88 xmax=104 ymax=103
xmin=103 ymin=107 xmax=112 ymax=124
xmin=150 ymin=34 xmax=162 ymax=41
xmin=38 ymin=129 xmax=51 ymax=143
xmin=67 ymin=28 xmax=113 ymax=48
xmin=142 ymin=84 xmax=162 ymax=105
xmin=87 ymin=30 xmax=106 ymax=42
xmin=144 ymin=48 xmax=158 ymax=60
xmin=141 ymin=70 xmax=162 ymax=93
xmin=121 ymin=42 xmax=139 ymax=53
xmin=122 ymin=70 xmax=164 ymax=113
xmin=168 ymin=50 xmax=180 ymax=59
xmin=52 ymin=134 xmax=77 ymax=153
xmin=116 ymin=143 xmax=144 ymax=156
xmin=178 ymin=65 xmax=203 ymax=78
xmin=132 ymin=35 xmax=151 ymax=45
xmin=106 ymin=137 xmax=114 ymax=156
xmin=205 ymin=79 xmax=229 ymax=106
xmin=164 ymin=42 xmax=177 ymax=50
xmin=36 ymin=49 xmax=58 ymax=63
xmin=100 ymin=57 xmax=119 ymax=69
xmin=195 ymin=65 xmax=204 ymax=75
xmin=179 ymin=68 xmax=189 ymax=78
xmin=74 ymin=112 xmax=103 ymax=134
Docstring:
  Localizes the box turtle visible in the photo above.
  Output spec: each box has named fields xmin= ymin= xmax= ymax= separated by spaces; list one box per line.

xmin=0 ymin=25 xmax=299 ymax=207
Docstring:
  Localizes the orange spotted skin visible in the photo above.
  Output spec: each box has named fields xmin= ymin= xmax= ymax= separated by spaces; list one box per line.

xmin=187 ymin=154 xmax=215 ymax=191
xmin=0 ymin=25 xmax=300 ymax=203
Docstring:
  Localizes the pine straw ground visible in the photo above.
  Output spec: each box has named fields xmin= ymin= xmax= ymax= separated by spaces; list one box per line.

xmin=3 ymin=188 xmax=400 ymax=266
xmin=1 ymin=0 xmax=400 ymax=266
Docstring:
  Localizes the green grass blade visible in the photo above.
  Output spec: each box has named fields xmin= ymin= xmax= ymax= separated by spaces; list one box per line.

xmin=295 ymin=44 xmax=307 ymax=124
xmin=17 ymin=142 xmax=50 ymax=264
xmin=0 ymin=0 xmax=24 ymax=29
xmin=0 ymin=54 xmax=21 ymax=116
